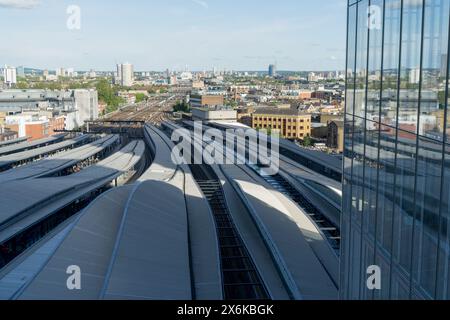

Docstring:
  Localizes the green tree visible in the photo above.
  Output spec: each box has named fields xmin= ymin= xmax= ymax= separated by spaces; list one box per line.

xmin=226 ymin=99 xmax=238 ymax=108
xmin=135 ymin=93 xmax=147 ymax=103
xmin=96 ymin=79 xmax=124 ymax=113
xmin=303 ymin=135 xmax=313 ymax=147
xmin=173 ymin=100 xmax=190 ymax=113
xmin=16 ymin=82 xmax=28 ymax=89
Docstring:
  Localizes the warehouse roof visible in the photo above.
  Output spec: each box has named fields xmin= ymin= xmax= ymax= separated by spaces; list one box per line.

xmin=0 ymin=135 xmax=93 ymax=171
xmin=0 ymin=134 xmax=67 ymax=157
xmin=0 ymin=135 xmax=119 ymax=183
xmin=0 ymin=141 xmax=145 ymax=244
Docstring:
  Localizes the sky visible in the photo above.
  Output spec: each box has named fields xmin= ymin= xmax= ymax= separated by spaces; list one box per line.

xmin=0 ymin=0 xmax=348 ymax=72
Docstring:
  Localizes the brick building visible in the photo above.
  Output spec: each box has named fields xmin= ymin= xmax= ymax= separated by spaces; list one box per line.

xmin=252 ymin=107 xmax=311 ymax=140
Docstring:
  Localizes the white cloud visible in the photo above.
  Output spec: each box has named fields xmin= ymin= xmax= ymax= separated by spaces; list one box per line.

xmin=192 ymin=0 xmax=208 ymax=9
xmin=0 ymin=0 xmax=40 ymax=9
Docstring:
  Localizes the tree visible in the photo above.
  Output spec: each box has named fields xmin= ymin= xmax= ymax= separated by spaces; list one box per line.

xmin=96 ymin=79 xmax=124 ymax=113
xmin=225 ymin=99 xmax=238 ymax=108
xmin=16 ymin=82 xmax=28 ymax=89
xmin=303 ymin=135 xmax=313 ymax=147
xmin=135 ymin=93 xmax=147 ymax=103
xmin=173 ymin=100 xmax=190 ymax=113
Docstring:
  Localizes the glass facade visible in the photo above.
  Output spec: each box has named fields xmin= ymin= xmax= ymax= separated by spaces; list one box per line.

xmin=343 ymin=0 xmax=450 ymax=299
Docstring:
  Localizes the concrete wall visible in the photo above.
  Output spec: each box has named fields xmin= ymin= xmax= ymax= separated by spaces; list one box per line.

xmin=192 ymin=108 xmax=237 ymax=121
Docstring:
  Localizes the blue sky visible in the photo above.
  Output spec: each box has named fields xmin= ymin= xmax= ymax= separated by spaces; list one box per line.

xmin=0 ymin=0 xmax=347 ymax=71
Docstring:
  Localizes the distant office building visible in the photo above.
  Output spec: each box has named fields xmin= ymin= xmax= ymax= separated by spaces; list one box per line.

xmin=190 ymin=94 xmax=224 ymax=108
xmin=308 ymin=72 xmax=318 ymax=82
xmin=343 ymin=0 xmax=450 ymax=300
xmin=45 ymin=74 xmax=58 ymax=82
xmin=169 ymin=75 xmax=178 ymax=85
xmin=88 ymin=69 xmax=97 ymax=78
xmin=43 ymin=69 xmax=58 ymax=81
xmin=252 ymin=107 xmax=311 ymax=140
xmin=66 ymin=68 xmax=75 ymax=77
xmin=122 ymin=63 xmax=134 ymax=87
xmin=3 ymin=66 xmax=17 ymax=87
xmin=268 ymin=64 xmax=277 ymax=77
xmin=180 ymin=72 xmax=193 ymax=81
xmin=116 ymin=63 xmax=134 ymax=87
xmin=16 ymin=66 xmax=25 ymax=78
xmin=409 ymin=68 xmax=421 ymax=84
xmin=115 ymin=64 xmax=121 ymax=85
xmin=56 ymin=68 xmax=66 ymax=77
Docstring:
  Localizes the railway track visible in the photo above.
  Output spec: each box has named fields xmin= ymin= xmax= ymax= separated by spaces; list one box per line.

xmin=189 ymin=164 xmax=270 ymax=300
xmin=104 ymin=97 xmax=176 ymax=124
xmin=164 ymin=121 xmax=341 ymax=254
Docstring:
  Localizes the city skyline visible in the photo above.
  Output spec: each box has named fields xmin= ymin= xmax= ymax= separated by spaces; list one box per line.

xmin=2 ymin=65 xmax=346 ymax=73
xmin=0 ymin=0 xmax=347 ymax=71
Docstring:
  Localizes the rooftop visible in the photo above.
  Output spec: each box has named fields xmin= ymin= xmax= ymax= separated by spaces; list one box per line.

xmin=253 ymin=107 xmax=310 ymax=117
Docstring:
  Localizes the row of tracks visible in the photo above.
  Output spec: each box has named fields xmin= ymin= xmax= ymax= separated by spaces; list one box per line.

xmin=105 ymin=95 xmax=178 ymax=124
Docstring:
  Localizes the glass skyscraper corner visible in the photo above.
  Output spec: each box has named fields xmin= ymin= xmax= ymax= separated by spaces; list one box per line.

xmin=343 ymin=0 xmax=450 ymax=299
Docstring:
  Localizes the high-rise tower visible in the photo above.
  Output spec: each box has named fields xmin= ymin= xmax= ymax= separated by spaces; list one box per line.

xmin=343 ymin=0 xmax=450 ymax=300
